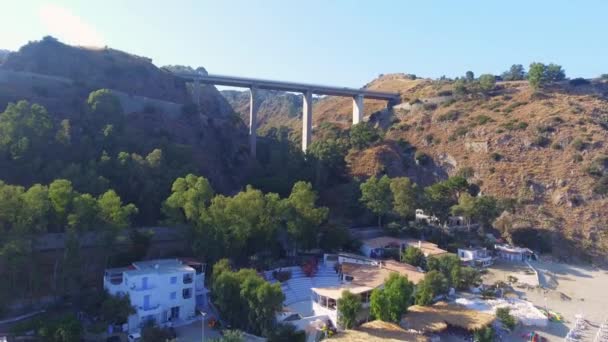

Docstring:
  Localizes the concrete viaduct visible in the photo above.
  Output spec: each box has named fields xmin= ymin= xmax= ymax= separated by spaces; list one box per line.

xmin=174 ymin=73 xmax=400 ymax=157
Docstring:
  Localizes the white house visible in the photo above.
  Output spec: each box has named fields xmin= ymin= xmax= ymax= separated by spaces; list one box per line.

xmin=458 ymin=247 xmax=493 ymax=267
xmin=311 ymin=260 xmax=425 ymax=329
xmin=360 ymin=236 xmax=448 ymax=259
xmin=104 ymin=258 xmax=206 ymax=332
xmin=494 ymin=244 xmax=535 ymax=262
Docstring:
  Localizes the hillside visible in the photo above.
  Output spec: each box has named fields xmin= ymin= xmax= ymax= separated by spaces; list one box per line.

xmin=0 ymin=37 xmax=250 ymax=220
xmin=227 ymin=73 xmax=608 ymax=259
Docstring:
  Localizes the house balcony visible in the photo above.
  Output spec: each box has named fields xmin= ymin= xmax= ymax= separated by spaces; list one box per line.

xmin=130 ymin=283 xmax=155 ymax=292
xmin=137 ymin=304 xmax=162 ymax=315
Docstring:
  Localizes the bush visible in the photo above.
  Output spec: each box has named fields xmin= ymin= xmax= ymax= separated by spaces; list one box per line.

xmin=437 ymin=110 xmax=460 ymax=122
xmin=474 ymin=326 xmax=496 ymax=342
xmin=423 ymin=103 xmax=438 ymax=111
xmin=571 ymin=138 xmax=586 ymax=151
xmin=272 ymin=269 xmax=292 ymax=282
xmin=473 ymin=114 xmax=493 ymax=125
xmin=551 ymin=142 xmax=562 ymax=150
xmin=573 ymin=153 xmax=583 ymax=163
xmin=496 ymin=307 xmax=517 ymax=330
xmin=490 ymin=152 xmax=502 ymax=161
xmin=415 ymin=151 xmax=431 ymax=165
xmin=532 ymin=135 xmax=551 ymax=147
xmin=350 ymin=123 xmax=382 ymax=149
xmin=593 ymin=176 xmax=608 ymax=195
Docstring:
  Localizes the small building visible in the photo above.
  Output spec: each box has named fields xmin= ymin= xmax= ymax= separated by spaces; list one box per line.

xmin=360 ymin=236 xmax=448 ymax=259
xmin=415 ymin=209 xmax=439 ymax=225
xmin=104 ymin=258 xmax=206 ymax=332
xmin=494 ymin=244 xmax=535 ymax=262
xmin=311 ymin=260 xmax=425 ymax=329
xmin=458 ymin=247 xmax=493 ymax=267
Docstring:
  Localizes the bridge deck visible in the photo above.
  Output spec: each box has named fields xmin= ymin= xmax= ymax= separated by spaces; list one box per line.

xmin=174 ymin=73 xmax=399 ymax=101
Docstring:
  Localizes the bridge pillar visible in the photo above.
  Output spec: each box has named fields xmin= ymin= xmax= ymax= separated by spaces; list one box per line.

xmin=302 ymin=90 xmax=313 ymax=152
xmin=249 ymin=87 xmax=258 ymax=157
xmin=352 ymin=94 xmax=364 ymax=125
xmin=194 ymin=78 xmax=201 ymax=109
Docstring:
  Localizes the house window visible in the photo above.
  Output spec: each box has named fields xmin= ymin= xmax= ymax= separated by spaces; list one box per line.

xmin=170 ymin=292 xmax=176 ymax=300
xmin=170 ymin=276 xmax=177 ymax=284
xmin=182 ymin=288 xmax=192 ymax=299
xmin=183 ymin=273 xmax=193 ymax=284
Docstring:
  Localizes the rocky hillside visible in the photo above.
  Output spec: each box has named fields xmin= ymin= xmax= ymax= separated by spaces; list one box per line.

xmin=228 ymin=73 xmax=608 ymax=259
xmin=0 ymin=37 xmax=250 ymax=192
xmin=0 ymin=49 xmax=10 ymax=64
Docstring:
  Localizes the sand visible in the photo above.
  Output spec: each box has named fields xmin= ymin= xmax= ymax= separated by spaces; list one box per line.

xmin=482 ymin=260 xmax=608 ymax=341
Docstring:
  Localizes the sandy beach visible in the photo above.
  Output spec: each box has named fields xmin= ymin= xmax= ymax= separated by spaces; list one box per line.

xmin=482 ymin=260 xmax=608 ymax=341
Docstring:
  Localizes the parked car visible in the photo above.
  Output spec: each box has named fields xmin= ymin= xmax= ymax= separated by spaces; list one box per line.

xmin=127 ymin=332 xmax=141 ymax=342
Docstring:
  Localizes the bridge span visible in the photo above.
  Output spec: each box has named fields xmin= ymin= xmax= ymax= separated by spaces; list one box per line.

xmin=174 ymin=72 xmax=400 ymax=156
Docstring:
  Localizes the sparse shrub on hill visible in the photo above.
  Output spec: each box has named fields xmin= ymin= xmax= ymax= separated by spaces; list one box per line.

xmin=570 ymin=78 xmax=590 ymax=86
xmin=532 ymin=135 xmax=551 ymax=147
xmin=478 ymin=74 xmax=496 ymax=93
xmin=473 ymin=114 xmax=493 ymax=125
xmin=528 ymin=62 xmax=566 ymax=90
xmin=502 ymin=64 xmax=526 ymax=81
xmin=593 ymin=176 xmax=608 ymax=195
xmin=414 ymin=151 xmax=431 ymax=165
xmin=350 ymin=122 xmax=381 ymax=149
xmin=490 ymin=152 xmax=502 ymax=161
xmin=437 ymin=110 xmax=460 ymax=122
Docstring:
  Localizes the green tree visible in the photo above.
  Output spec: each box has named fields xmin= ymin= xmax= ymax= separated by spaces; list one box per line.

xmin=268 ymin=323 xmax=306 ymax=342
xmin=502 ymin=64 xmax=526 ymax=81
xmin=308 ymin=138 xmax=348 ymax=187
xmin=415 ymin=270 xmax=449 ymax=305
xmin=100 ymin=291 xmax=135 ymax=325
xmin=390 ymin=177 xmax=417 ymax=220
xmin=360 ymin=175 xmax=392 ymax=227
xmin=460 ymin=267 xmax=482 ymax=289
xmin=478 ymin=74 xmax=496 ymax=93
xmin=0 ymin=101 xmax=53 ymax=160
xmin=370 ymin=273 xmax=414 ymax=322
xmin=545 ymin=63 xmax=566 ymax=82
xmin=337 ymin=290 xmax=362 ymax=329
xmin=162 ymin=174 xmax=214 ymax=223
xmin=427 ymin=254 xmax=462 ymax=288
xmin=474 ymin=326 xmax=495 ymax=342
xmin=85 ymin=89 xmax=124 ymax=133
xmin=528 ymin=62 xmax=546 ymax=90
xmin=496 ymin=307 xmax=517 ymax=330
xmin=349 ymin=123 xmax=381 ymax=149
xmin=401 ymin=246 xmax=425 ymax=268
xmin=210 ymin=330 xmax=245 ymax=342
xmin=465 ymin=71 xmax=475 ymax=82
xmin=48 ymin=179 xmax=75 ymax=227
xmin=283 ymin=181 xmax=329 ymax=251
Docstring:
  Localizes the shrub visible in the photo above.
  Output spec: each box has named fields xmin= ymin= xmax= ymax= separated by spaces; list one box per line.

xmin=496 ymin=307 xmax=517 ymax=330
xmin=301 ymin=259 xmax=318 ymax=277
xmin=532 ymin=135 xmax=551 ymax=147
xmin=569 ymin=78 xmax=590 ymax=87
xmin=457 ymin=166 xmax=475 ymax=179
xmin=551 ymin=142 xmax=562 ymax=150
xmin=452 ymin=126 xmax=469 ymax=138
xmin=517 ymin=122 xmax=529 ymax=130
xmin=423 ymin=103 xmax=438 ymax=111
xmin=490 ymin=152 xmax=502 ymax=161
xmin=437 ymin=110 xmax=460 ymax=122
xmin=437 ymin=90 xmax=453 ymax=96
xmin=593 ymin=176 xmax=608 ymax=195
xmin=350 ymin=123 xmax=381 ymax=149
xmin=272 ymin=269 xmax=292 ymax=282
xmin=415 ymin=151 xmax=431 ymax=165
xmin=573 ymin=153 xmax=583 ymax=163
xmin=571 ymin=138 xmax=586 ymax=151
xmin=474 ymin=114 xmax=493 ymax=125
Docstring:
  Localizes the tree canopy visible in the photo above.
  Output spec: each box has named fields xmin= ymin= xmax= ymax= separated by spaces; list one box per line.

xmin=370 ymin=273 xmax=414 ymax=322
xmin=360 ymin=175 xmax=392 ymax=227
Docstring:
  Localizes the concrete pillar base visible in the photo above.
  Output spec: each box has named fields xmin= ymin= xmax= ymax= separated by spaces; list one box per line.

xmin=302 ymin=90 xmax=313 ymax=152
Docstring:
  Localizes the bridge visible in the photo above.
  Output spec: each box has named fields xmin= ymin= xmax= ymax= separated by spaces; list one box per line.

xmin=174 ymin=72 xmax=401 ymax=157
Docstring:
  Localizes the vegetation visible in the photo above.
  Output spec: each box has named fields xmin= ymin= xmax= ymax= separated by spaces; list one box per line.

xmin=496 ymin=307 xmax=517 ymax=330
xmin=211 ymin=259 xmax=284 ymax=336
xmin=350 ymin=122 xmax=381 ymax=149
xmin=401 ymin=246 xmax=426 ymax=268
xmin=415 ymin=270 xmax=448 ymax=305
xmin=370 ymin=273 xmax=414 ymax=322
xmin=528 ymin=62 xmax=566 ymax=89
xmin=474 ymin=326 xmax=496 ymax=342
xmin=337 ymin=290 xmax=362 ymax=329
xmin=502 ymin=64 xmax=526 ymax=81
xmin=360 ymin=175 xmax=392 ymax=227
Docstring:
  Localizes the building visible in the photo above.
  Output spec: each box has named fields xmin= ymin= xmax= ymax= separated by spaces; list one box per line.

xmin=494 ymin=244 xmax=535 ymax=262
xmin=415 ymin=209 xmax=439 ymax=225
xmin=457 ymin=247 xmax=493 ymax=267
xmin=310 ymin=258 xmax=425 ymax=329
xmin=360 ymin=236 xmax=448 ymax=259
xmin=104 ymin=258 xmax=206 ymax=332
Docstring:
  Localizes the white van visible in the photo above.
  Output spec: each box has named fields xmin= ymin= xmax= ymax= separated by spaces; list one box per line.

xmin=127 ymin=332 xmax=141 ymax=342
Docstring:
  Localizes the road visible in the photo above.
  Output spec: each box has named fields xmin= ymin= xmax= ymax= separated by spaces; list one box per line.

xmin=175 ymin=320 xmax=222 ymax=342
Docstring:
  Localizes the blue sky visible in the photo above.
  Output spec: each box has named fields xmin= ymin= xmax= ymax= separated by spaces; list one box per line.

xmin=1 ymin=0 xmax=607 ymax=87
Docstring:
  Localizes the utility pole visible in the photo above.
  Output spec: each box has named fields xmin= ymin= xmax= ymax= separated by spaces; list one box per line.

xmin=200 ymin=310 xmax=206 ymax=341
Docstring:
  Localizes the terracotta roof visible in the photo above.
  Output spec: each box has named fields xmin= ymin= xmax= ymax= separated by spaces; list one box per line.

xmin=402 ymin=302 xmax=495 ymax=333
xmin=331 ymin=320 xmax=428 ymax=342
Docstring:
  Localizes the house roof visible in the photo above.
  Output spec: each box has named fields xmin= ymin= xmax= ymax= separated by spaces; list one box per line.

xmin=360 ymin=236 xmax=448 ymax=256
xmin=401 ymin=302 xmax=495 ymax=333
xmin=331 ymin=320 xmax=428 ymax=342
xmin=106 ymin=258 xmax=195 ymax=276
xmin=312 ymin=261 xmax=425 ymax=299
